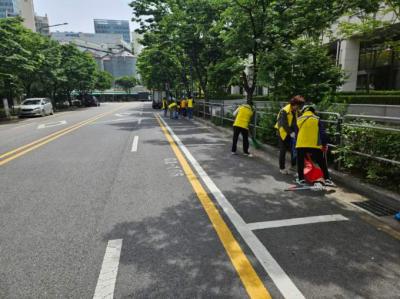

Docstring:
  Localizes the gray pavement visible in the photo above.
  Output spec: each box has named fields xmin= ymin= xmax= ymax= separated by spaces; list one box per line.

xmin=0 ymin=102 xmax=399 ymax=298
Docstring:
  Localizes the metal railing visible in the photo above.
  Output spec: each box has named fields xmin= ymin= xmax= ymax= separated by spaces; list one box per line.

xmin=194 ymin=101 xmax=400 ymax=168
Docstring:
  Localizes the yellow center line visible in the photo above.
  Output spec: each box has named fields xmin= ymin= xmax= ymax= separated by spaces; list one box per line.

xmin=0 ymin=105 xmax=126 ymax=166
xmin=155 ymin=115 xmax=272 ymax=299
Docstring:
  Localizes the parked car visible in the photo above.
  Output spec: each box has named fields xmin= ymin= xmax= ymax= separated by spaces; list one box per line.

xmin=55 ymin=100 xmax=70 ymax=109
xmin=71 ymin=99 xmax=82 ymax=107
xmin=83 ymin=96 xmax=100 ymax=107
xmin=20 ymin=98 xmax=54 ymax=117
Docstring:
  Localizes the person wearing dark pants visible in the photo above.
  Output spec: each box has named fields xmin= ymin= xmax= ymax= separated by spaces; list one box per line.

xmin=275 ymin=96 xmax=304 ymax=174
xmin=232 ymin=126 xmax=249 ymax=154
xmin=231 ymin=103 xmax=254 ymax=156
xmin=279 ymin=136 xmax=296 ymax=170
xmin=296 ymin=104 xmax=334 ymax=186
xmin=187 ymin=97 xmax=194 ymax=119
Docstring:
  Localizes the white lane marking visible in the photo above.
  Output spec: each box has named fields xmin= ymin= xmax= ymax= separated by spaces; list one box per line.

xmin=247 ymin=215 xmax=349 ymax=231
xmin=37 ymin=120 xmax=67 ymax=129
xmin=131 ymin=136 xmax=139 ymax=152
xmin=138 ymin=118 xmax=142 ymax=125
xmin=93 ymin=239 xmax=123 ymax=299
xmin=115 ymin=112 xmax=132 ymax=117
xmin=158 ymin=115 xmax=305 ymax=299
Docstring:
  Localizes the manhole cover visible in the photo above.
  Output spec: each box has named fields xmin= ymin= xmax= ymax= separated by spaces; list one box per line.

xmin=352 ymin=199 xmax=399 ymax=217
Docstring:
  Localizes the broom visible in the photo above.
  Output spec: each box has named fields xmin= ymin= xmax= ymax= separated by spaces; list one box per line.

xmin=250 ymin=126 xmax=261 ymax=149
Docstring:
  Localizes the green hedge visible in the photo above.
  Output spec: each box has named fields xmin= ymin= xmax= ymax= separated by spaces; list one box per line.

xmin=336 ymin=95 xmax=400 ymax=105
xmin=338 ymin=90 xmax=400 ymax=95
xmin=337 ymin=120 xmax=400 ymax=193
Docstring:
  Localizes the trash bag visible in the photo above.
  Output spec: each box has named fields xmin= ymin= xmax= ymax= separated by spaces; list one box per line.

xmin=304 ymin=154 xmax=324 ymax=184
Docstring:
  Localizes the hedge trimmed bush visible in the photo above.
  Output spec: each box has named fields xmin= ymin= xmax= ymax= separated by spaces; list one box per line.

xmin=338 ymin=90 xmax=400 ymax=96
xmin=336 ymin=95 xmax=400 ymax=105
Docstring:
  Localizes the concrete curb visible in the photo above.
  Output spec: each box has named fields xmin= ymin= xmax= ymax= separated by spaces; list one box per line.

xmin=194 ymin=117 xmax=400 ymax=206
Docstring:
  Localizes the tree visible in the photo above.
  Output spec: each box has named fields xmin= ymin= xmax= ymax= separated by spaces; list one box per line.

xmin=58 ymin=44 xmax=99 ymax=104
xmin=219 ymin=0 xmax=381 ymax=103
xmin=0 ymin=18 xmax=34 ymax=103
xmin=94 ymin=71 xmax=114 ymax=91
xmin=259 ymin=39 xmax=344 ymax=102
xmin=131 ymin=0 xmax=240 ymax=99
xmin=0 ymin=18 xmax=103 ymax=108
xmin=115 ymin=76 xmax=138 ymax=93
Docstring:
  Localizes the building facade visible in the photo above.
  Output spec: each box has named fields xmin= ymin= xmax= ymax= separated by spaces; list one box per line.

xmin=0 ymin=0 xmax=36 ymax=31
xmin=17 ymin=0 xmax=35 ymax=31
xmin=0 ymin=0 xmax=17 ymax=18
xmin=131 ymin=31 xmax=144 ymax=56
xmin=329 ymin=9 xmax=400 ymax=91
xmin=52 ymin=32 xmax=137 ymax=78
xmin=94 ymin=19 xmax=131 ymax=44
xmin=35 ymin=14 xmax=49 ymax=35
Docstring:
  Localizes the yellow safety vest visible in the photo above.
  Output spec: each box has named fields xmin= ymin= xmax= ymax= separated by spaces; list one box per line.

xmin=296 ymin=111 xmax=321 ymax=149
xmin=274 ymin=104 xmax=294 ymax=140
xmin=187 ymin=98 xmax=193 ymax=108
xmin=233 ymin=104 xmax=253 ymax=129
xmin=168 ymin=102 xmax=177 ymax=109
xmin=181 ymin=100 xmax=187 ymax=108
xmin=162 ymin=99 xmax=167 ymax=109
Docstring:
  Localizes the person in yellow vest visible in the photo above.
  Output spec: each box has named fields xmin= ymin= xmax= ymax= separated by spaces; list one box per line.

xmin=180 ymin=98 xmax=187 ymax=118
xmin=187 ymin=96 xmax=194 ymax=119
xmin=168 ymin=101 xmax=178 ymax=119
xmin=296 ymin=105 xmax=334 ymax=186
xmin=231 ymin=102 xmax=254 ymax=157
xmin=275 ymin=96 xmax=305 ymax=174
xmin=161 ymin=97 xmax=168 ymax=117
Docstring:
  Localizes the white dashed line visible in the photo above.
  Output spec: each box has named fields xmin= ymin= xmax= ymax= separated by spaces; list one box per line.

xmin=93 ymin=239 xmax=123 ymax=299
xmin=247 ymin=214 xmax=349 ymax=231
xmin=131 ymin=136 xmax=139 ymax=152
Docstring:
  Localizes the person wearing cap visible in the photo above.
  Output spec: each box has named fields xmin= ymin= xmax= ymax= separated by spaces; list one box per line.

xmin=231 ymin=102 xmax=254 ymax=157
xmin=295 ymin=104 xmax=334 ymax=186
xmin=275 ymin=95 xmax=305 ymax=174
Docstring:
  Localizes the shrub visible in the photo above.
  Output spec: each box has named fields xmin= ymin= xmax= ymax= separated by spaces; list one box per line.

xmin=337 ymin=120 xmax=400 ymax=193
xmin=255 ymin=101 xmax=281 ymax=145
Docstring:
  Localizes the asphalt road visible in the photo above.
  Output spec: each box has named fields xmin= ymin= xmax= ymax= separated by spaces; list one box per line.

xmin=0 ymin=102 xmax=399 ymax=298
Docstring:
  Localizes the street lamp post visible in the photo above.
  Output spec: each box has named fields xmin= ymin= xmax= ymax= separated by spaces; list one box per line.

xmin=38 ymin=22 xmax=68 ymax=35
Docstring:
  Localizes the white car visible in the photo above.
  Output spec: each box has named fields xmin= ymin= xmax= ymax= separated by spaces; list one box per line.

xmin=20 ymin=98 xmax=54 ymax=117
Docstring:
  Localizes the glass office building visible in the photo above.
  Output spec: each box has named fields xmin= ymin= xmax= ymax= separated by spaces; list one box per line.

xmin=0 ymin=0 xmax=17 ymax=18
xmin=94 ymin=19 xmax=131 ymax=44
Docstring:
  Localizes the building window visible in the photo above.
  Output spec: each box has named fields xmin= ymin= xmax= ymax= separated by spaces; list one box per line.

xmin=357 ymin=40 xmax=400 ymax=90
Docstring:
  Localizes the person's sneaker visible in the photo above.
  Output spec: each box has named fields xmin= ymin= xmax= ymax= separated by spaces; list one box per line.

xmin=295 ymin=178 xmax=306 ymax=185
xmin=244 ymin=153 xmax=253 ymax=157
xmin=324 ymin=179 xmax=335 ymax=187
xmin=280 ymin=169 xmax=289 ymax=175
xmin=231 ymin=151 xmax=237 ymax=155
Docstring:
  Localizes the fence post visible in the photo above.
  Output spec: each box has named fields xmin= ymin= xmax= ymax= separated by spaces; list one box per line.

xmin=221 ymin=103 xmax=224 ymax=126
xmin=203 ymin=101 xmax=205 ymax=119
xmin=253 ymin=106 xmax=258 ymax=138
xmin=336 ymin=116 xmax=343 ymax=170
